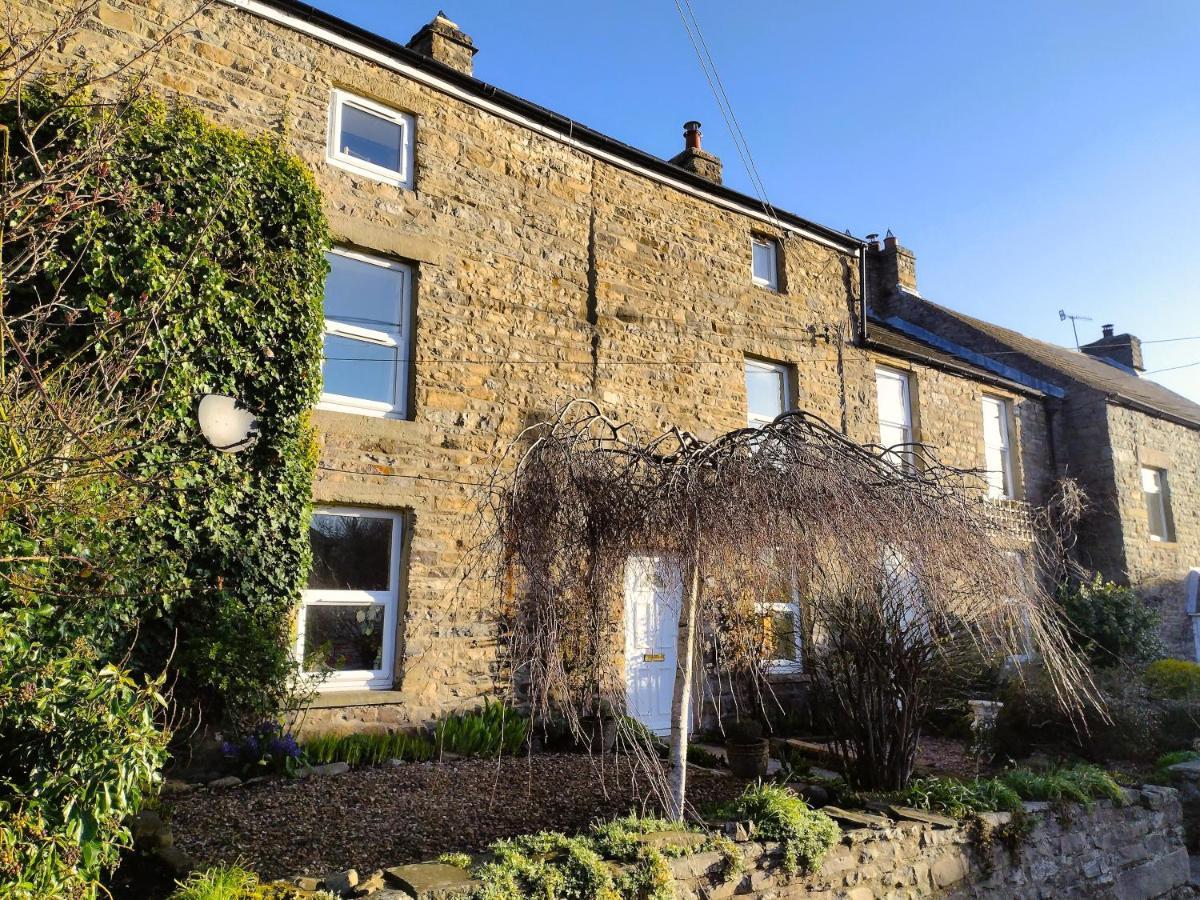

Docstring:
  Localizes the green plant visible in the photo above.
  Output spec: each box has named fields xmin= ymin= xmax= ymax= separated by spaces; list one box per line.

xmin=1145 ymin=659 xmax=1200 ymax=700
xmin=438 ymin=852 xmax=473 ymax=870
xmin=3 ymin=84 xmax=329 ymax=724
xmin=892 ymin=775 xmax=1022 ymax=818
xmin=168 ymin=863 xmax=260 ymax=900
xmin=1059 ymin=575 xmax=1164 ymax=666
xmin=221 ymin=722 xmax=303 ymax=777
xmin=713 ymin=782 xmax=840 ymax=874
xmin=302 ymin=730 xmax=435 ymax=768
xmin=613 ymin=848 xmax=673 ymax=900
xmin=0 ymin=605 xmax=168 ymax=898
xmin=471 ymin=832 xmax=619 ymax=900
xmin=589 ymin=814 xmax=692 ymax=861
xmin=999 ymin=764 xmax=1123 ymax=808
xmin=435 ymin=701 xmax=530 ymax=757
xmin=702 ymin=833 xmax=745 ymax=881
xmin=1156 ymin=749 xmax=1200 ymax=773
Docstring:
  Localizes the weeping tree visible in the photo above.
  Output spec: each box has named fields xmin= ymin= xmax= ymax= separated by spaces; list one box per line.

xmin=480 ymin=400 xmax=1094 ymax=814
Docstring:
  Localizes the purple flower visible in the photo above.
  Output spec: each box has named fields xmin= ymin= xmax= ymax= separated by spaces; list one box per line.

xmin=220 ymin=741 xmax=236 ymax=757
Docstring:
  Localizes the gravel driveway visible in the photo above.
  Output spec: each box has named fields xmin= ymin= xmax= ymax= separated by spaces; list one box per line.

xmin=168 ymin=753 xmax=750 ymax=880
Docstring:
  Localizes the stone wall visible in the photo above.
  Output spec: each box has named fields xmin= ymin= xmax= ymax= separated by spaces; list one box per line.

xmin=671 ymin=787 xmax=1191 ymax=900
xmin=16 ymin=0 xmax=1051 ymax=727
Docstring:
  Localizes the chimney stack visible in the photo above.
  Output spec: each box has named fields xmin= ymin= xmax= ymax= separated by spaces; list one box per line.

xmin=866 ymin=233 xmax=918 ymax=311
xmin=669 ymin=121 xmax=722 ymax=184
xmin=1082 ymin=324 xmax=1144 ymax=373
xmin=407 ymin=11 xmax=477 ymax=77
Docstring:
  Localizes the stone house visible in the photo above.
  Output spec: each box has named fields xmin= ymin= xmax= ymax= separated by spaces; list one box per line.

xmin=20 ymin=0 xmax=1104 ymax=734
xmin=872 ymin=262 xmax=1200 ymax=660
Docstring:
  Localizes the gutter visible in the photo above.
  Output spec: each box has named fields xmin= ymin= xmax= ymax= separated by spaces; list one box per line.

xmin=863 ymin=333 xmax=1047 ymax=400
xmin=223 ymin=0 xmax=863 ymax=255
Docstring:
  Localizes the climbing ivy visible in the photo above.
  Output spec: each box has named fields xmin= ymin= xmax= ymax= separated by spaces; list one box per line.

xmin=3 ymin=85 xmax=329 ymax=722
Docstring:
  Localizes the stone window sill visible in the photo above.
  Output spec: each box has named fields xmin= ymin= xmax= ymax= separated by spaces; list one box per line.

xmin=308 ymin=689 xmax=406 ymax=709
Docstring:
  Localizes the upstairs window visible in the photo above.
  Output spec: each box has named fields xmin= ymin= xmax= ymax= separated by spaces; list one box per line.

xmin=300 ymin=507 xmax=404 ymax=690
xmin=320 ymin=248 xmax=411 ymax=418
xmin=327 ymin=89 xmax=415 ymax=188
xmin=745 ymin=357 xmax=792 ymax=427
xmin=1142 ymin=466 xmax=1174 ymax=542
xmin=751 ymin=236 xmax=779 ymax=290
xmin=981 ymin=395 xmax=1016 ymax=499
xmin=875 ymin=366 xmax=914 ymax=469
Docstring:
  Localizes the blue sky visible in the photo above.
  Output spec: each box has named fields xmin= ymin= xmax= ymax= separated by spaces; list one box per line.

xmin=316 ymin=0 xmax=1200 ymax=400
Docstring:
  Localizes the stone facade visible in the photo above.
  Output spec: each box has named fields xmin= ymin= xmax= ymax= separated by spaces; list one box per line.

xmin=880 ymin=270 xmax=1200 ymax=661
xmin=18 ymin=0 xmax=1056 ymax=728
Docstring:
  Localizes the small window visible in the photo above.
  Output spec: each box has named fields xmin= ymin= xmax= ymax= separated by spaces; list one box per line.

xmin=745 ymin=357 xmax=792 ymax=427
xmin=981 ymin=396 xmax=1015 ymax=499
xmin=320 ymin=247 xmax=411 ymax=418
xmin=327 ymin=89 xmax=415 ymax=188
xmin=299 ymin=508 xmax=404 ymax=689
xmin=751 ymin=237 xmax=779 ymax=290
xmin=875 ymin=366 xmax=914 ymax=469
xmin=757 ymin=553 xmax=802 ymax=673
xmin=1142 ymin=466 xmax=1174 ymax=542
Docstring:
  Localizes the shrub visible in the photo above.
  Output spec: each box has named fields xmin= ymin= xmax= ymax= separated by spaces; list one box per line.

xmin=1145 ymin=659 xmax=1200 ymax=699
xmin=0 ymin=607 xmax=168 ymax=898
xmin=999 ymin=764 xmax=1123 ymax=808
xmin=302 ymin=730 xmax=435 ymax=768
xmin=472 ymin=832 xmax=619 ymax=900
xmin=3 ymin=85 xmax=329 ymax=723
xmin=221 ymin=722 xmax=303 ymax=777
xmin=713 ymin=782 xmax=840 ymax=874
xmin=1059 ymin=575 xmax=1164 ymax=666
xmin=435 ymin=701 xmax=530 ymax=757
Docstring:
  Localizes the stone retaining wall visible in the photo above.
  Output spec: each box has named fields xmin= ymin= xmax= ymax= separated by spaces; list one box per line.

xmin=668 ymin=787 xmax=1191 ymax=900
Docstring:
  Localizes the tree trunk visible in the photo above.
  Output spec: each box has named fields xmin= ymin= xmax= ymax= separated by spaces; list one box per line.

xmin=667 ymin=548 xmax=701 ymax=821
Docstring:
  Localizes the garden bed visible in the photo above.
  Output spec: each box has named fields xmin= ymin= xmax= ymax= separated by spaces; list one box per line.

xmin=166 ymin=753 xmax=751 ymax=880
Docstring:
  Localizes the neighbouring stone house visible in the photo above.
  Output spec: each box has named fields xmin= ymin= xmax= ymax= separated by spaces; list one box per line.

xmin=19 ymin=0 xmax=1144 ymax=734
xmin=869 ymin=262 xmax=1200 ymax=660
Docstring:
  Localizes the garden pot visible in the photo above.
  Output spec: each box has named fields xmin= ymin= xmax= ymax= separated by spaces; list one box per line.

xmin=580 ymin=716 xmax=618 ymax=754
xmin=725 ymin=738 xmax=770 ymax=778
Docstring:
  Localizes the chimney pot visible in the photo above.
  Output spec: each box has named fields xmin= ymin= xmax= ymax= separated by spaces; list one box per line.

xmin=1102 ymin=323 xmax=1114 ymax=339
xmin=669 ymin=120 xmax=722 ymax=184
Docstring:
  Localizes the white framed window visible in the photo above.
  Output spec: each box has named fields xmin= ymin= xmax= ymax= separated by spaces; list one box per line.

xmin=981 ymin=395 xmax=1016 ymax=499
xmin=875 ymin=366 xmax=914 ymax=469
xmin=745 ymin=357 xmax=792 ymax=427
xmin=327 ymin=89 xmax=415 ymax=189
xmin=751 ymin=236 xmax=779 ymax=290
xmin=1142 ymin=466 xmax=1174 ymax=542
xmin=320 ymin=247 xmax=411 ymax=418
xmin=299 ymin=507 xmax=404 ymax=690
xmin=1003 ymin=550 xmax=1035 ymax=663
xmin=757 ymin=555 xmax=803 ymax=673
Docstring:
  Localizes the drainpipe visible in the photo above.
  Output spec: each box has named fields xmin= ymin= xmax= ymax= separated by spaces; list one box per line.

xmin=858 ymin=238 xmax=872 ymax=345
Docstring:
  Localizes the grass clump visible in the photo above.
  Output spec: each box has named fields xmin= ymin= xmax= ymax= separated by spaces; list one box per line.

xmin=302 ymin=730 xmax=435 ymax=768
xmin=713 ymin=782 xmax=840 ymax=874
xmin=1156 ymin=749 xmax=1200 ymax=777
xmin=168 ymin=864 xmax=336 ymax=900
xmin=435 ymin=700 xmax=530 ymax=757
xmin=999 ymin=764 xmax=1123 ymax=808
xmin=893 ymin=775 xmax=1022 ymax=818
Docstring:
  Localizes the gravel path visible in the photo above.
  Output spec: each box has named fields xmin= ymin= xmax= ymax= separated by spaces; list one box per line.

xmin=168 ymin=754 xmax=750 ymax=880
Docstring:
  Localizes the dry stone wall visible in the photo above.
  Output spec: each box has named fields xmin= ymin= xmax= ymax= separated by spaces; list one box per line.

xmin=672 ymin=787 xmax=1190 ymax=900
xmin=16 ymin=0 xmax=1052 ymax=725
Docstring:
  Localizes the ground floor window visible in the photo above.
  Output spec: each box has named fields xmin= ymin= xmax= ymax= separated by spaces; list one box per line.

xmin=759 ymin=565 xmax=803 ymax=673
xmin=299 ymin=506 xmax=403 ymax=690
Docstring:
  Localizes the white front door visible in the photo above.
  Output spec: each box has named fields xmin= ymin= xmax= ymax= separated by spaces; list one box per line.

xmin=624 ymin=555 xmax=681 ymax=736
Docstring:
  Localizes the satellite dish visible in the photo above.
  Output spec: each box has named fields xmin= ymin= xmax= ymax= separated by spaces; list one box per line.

xmin=196 ymin=393 xmax=259 ymax=453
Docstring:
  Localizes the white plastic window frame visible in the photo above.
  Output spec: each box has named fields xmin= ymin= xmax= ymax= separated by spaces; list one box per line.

xmin=319 ymin=246 xmax=411 ymax=419
xmin=875 ymin=365 xmax=915 ymax=469
xmin=981 ymin=395 xmax=1016 ymax=500
xmin=297 ymin=506 xmax=404 ymax=691
xmin=1141 ymin=466 xmax=1173 ymax=542
xmin=326 ymin=89 xmax=415 ymax=189
xmin=751 ymin=236 xmax=780 ymax=290
xmin=745 ymin=357 xmax=793 ymax=427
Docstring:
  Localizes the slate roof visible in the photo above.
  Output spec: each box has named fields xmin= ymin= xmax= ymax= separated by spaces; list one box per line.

xmin=914 ymin=295 xmax=1200 ymax=429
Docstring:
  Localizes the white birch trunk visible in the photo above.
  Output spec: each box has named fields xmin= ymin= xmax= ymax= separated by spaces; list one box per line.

xmin=667 ymin=550 xmax=701 ymax=821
